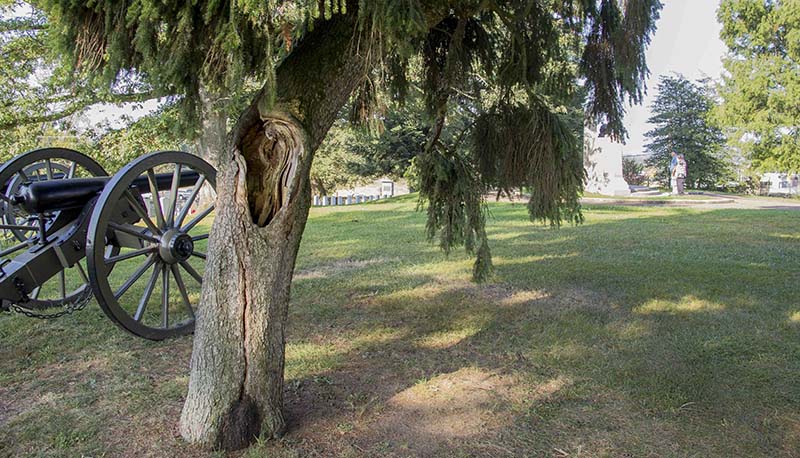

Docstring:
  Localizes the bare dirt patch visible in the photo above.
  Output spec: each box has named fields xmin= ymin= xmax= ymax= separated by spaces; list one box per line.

xmin=295 ymin=257 xmax=399 ymax=281
xmin=361 ymin=367 xmax=521 ymax=454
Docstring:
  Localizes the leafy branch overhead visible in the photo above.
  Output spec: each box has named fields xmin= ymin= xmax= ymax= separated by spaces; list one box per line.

xmin=0 ymin=7 xmax=159 ymax=132
xmin=716 ymin=0 xmax=800 ymax=173
xmin=35 ymin=0 xmax=662 ymax=281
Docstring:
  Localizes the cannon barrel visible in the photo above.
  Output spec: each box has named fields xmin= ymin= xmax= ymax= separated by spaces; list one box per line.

xmin=12 ymin=170 xmax=201 ymax=214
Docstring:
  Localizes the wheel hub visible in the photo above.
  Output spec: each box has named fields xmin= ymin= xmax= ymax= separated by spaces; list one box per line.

xmin=159 ymin=229 xmax=194 ymax=264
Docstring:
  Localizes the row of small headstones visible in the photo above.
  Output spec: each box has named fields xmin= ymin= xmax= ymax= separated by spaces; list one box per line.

xmin=313 ymin=195 xmax=387 ymax=206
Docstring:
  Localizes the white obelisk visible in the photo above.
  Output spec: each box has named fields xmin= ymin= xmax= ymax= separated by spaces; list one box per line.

xmin=583 ymin=127 xmax=631 ymax=196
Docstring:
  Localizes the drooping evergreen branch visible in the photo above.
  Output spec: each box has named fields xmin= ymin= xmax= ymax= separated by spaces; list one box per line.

xmin=416 ymin=13 xmax=494 ymax=282
xmin=474 ymin=98 xmax=585 ymax=227
xmin=581 ymin=0 xmax=662 ymax=141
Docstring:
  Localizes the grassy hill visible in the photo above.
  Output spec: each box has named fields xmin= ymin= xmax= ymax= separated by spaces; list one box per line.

xmin=1 ymin=198 xmax=799 ymax=457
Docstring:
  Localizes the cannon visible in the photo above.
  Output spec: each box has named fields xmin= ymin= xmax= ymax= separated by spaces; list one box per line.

xmin=0 ymin=148 xmax=216 ymax=340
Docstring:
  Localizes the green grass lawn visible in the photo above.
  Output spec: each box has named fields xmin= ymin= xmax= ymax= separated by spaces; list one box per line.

xmin=1 ymin=197 xmax=799 ymax=457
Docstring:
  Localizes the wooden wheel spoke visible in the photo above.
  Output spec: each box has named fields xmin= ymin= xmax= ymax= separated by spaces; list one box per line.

xmin=166 ymin=164 xmax=181 ymax=227
xmin=146 ymin=169 xmax=165 ymax=229
xmin=179 ymin=261 xmax=203 ymax=284
xmin=176 ymin=175 xmax=206 ymax=228
xmin=161 ymin=266 xmax=170 ymax=328
xmin=171 ymin=264 xmax=195 ymax=320
xmin=108 ymin=222 xmax=160 ymax=244
xmin=124 ymin=190 xmax=162 ymax=236
xmin=191 ymin=250 xmax=206 ymax=260
xmin=134 ymin=262 xmax=161 ymax=322
xmin=45 ymin=159 xmax=54 ymax=180
xmin=67 ymin=161 xmax=77 ymax=179
xmin=105 ymin=246 xmax=155 ymax=265
xmin=75 ymin=262 xmax=89 ymax=283
xmin=114 ymin=253 xmax=157 ymax=299
xmin=191 ymin=233 xmax=209 ymax=242
xmin=182 ymin=204 xmax=214 ymax=233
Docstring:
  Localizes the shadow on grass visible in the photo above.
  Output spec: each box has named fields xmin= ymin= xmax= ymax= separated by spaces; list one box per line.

xmin=1 ymin=203 xmax=799 ymax=457
xmin=273 ymin=205 xmax=800 ymax=456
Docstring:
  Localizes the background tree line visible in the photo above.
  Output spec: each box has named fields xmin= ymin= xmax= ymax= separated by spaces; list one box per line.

xmin=637 ymin=0 xmax=800 ymax=192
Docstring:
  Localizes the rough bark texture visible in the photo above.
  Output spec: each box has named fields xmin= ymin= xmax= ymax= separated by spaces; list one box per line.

xmin=179 ymin=114 xmax=310 ymax=450
xmin=195 ymin=88 xmax=228 ymax=170
xmin=180 ymin=9 xmax=375 ymax=450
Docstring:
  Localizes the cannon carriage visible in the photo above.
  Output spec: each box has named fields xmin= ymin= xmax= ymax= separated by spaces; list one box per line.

xmin=0 ymin=148 xmax=216 ymax=340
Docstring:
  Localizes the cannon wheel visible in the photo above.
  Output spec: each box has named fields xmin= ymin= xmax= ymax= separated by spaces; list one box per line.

xmin=87 ymin=151 xmax=216 ymax=340
xmin=0 ymin=148 xmax=109 ymax=312
xmin=0 ymin=147 xmax=108 ymax=241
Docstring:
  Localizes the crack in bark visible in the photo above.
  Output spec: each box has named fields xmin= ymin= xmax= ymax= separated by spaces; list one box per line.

xmin=214 ymin=152 xmax=263 ymax=450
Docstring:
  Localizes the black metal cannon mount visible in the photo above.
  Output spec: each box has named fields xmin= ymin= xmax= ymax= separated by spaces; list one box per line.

xmin=0 ymin=148 xmax=216 ymax=340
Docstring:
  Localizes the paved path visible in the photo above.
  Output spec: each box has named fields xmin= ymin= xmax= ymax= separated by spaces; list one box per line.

xmin=696 ymin=193 xmax=800 ymax=211
xmin=581 ymin=193 xmax=800 ymax=211
xmin=494 ymin=191 xmax=800 ymax=211
xmin=581 ymin=193 xmax=800 ymax=210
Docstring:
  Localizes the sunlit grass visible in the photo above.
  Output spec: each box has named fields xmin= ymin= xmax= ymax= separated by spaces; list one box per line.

xmin=1 ymin=198 xmax=800 ymax=456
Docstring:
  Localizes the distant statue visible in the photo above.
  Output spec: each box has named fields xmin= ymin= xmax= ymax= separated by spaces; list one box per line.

xmin=672 ymin=154 xmax=687 ymax=195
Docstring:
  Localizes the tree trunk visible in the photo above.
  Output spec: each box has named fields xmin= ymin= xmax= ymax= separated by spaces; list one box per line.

xmin=195 ymin=87 xmax=228 ymax=170
xmin=179 ymin=8 xmax=374 ymax=450
xmin=180 ymin=114 xmax=311 ymax=450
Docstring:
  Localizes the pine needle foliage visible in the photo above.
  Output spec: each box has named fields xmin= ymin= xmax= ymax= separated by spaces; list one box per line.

xmin=581 ymin=0 xmax=662 ymax=141
xmin=473 ymin=99 xmax=585 ymax=227
xmin=36 ymin=0 xmax=350 ymax=118
xmin=404 ymin=1 xmax=660 ymax=280
xmin=37 ymin=0 xmax=662 ymax=282
xmin=415 ymin=144 xmax=492 ymax=282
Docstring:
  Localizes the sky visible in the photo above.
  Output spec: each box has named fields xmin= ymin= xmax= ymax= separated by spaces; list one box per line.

xmin=604 ymin=0 xmax=729 ymax=158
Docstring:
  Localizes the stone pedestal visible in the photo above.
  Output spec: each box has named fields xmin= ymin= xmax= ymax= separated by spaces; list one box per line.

xmin=584 ymin=129 xmax=631 ymax=196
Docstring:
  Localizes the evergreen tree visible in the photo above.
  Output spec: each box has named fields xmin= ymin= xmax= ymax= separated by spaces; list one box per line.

xmin=644 ymin=75 xmax=727 ymax=188
xmin=36 ymin=0 xmax=663 ymax=450
xmin=716 ymin=0 xmax=800 ymax=173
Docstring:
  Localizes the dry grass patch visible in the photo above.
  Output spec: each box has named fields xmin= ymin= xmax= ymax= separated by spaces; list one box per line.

xmin=361 ymin=367 xmax=522 ymax=455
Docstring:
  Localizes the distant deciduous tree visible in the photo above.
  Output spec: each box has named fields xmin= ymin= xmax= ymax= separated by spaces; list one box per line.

xmin=716 ymin=0 xmax=800 ymax=173
xmin=91 ymin=105 xmax=187 ymax=171
xmin=644 ymin=75 xmax=728 ymax=188
xmin=309 ymin=119 xmax=369 ymax=196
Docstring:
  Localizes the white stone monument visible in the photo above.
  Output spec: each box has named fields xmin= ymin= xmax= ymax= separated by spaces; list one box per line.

xmin=583 ymin=128 xmax=631 ymax=196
